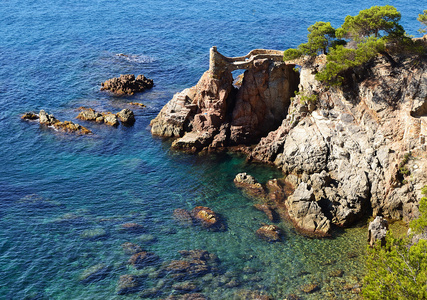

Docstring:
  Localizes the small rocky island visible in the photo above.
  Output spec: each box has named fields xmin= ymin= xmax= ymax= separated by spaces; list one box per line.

xmin=101 ymin=74 xmax=154 ymax=95
xmin=22 ymin=110 xmax=92 ymax=134
xmin=151 ymin=43 xmax=427 ymax=236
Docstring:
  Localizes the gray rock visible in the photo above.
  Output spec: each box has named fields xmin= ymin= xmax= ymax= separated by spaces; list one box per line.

xmin=285 ymin=182 xmax=330 ymax=235
xmin=368 ymin=216 xmax=388 ymax=247
xmin=117 ymin=108 xmax=135 ymax=125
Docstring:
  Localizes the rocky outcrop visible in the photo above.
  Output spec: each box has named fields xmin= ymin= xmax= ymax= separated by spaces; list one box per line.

xmin=101 ymin=74 xmax=153 ymax=95
xmin=128 ymin=251 xmax=159 ymax=269
xmin=368 ymin=216 xmax=388 ymax=247
xmin=22 ymin=110 xmax=92 ymax=134
xmin=78 ymin=263 xmax=111 ymax=284
xmin=77 ymin=107 xmax=135 ymax=126
xmin=152 ymin=48 xmax=427 ymax=231
xmin=151 ymin=58 xmax=299 ymax=151
xmin=285 ymin=182 xmax=331 ymax=236
xmin=116 ymin=274 xmax=141 ymax=295
xmin=251 ymin=54 xmax=427 ymax=226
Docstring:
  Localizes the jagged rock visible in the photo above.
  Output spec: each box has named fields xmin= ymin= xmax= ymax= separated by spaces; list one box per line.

xmin=25 ymin=110 xmax=92 ymax=134
xmin=101 ymin=74 xmax=153 ymax=95
xmin=116 ymin=274 xmax=141 ymax=295
xmin=368 ymin=216 xmax=388 ymax=247
xmin=78 ymin=263 xmax=111 ymax=284
xmin=129 ymin=102 xmax=146 ymax=107
xmin=103 ymin=113 xmax=119 ymax=126
xmin=255 ymin=224 xmax=282 ymax=242
xmin=21 ymin=112 xmax=39 ymax=120
xmin=76 ymin=107 xmax=102 ymax=121
xmin=121 ymin=242 xmax=143 ymax=255
xmin=151 ymin=58 xmax=298 ymax=150
xmin=77 ymin=107 xmax=135 ymax=126
xmin=128 ymin=251 xmax=159 ymax=269
xmin=190 ymin=206 xmax=224 ymax=231
xmin=229 ymin=59 xmax=299 ymax=145
xmin=234 ymin=173 xmax=265 ymax=198
xmin=117 ymin=108 xmax=135 ymax=125
xmin=285 ymin=182 xmax=330 ymax=236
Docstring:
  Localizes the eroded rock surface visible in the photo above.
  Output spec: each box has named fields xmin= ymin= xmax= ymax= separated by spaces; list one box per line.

xmin=101 ymin=74 xmax=153 ymax=95
xmin=22 ymin=110 xmax=92 ymax=135
xmin=151 ymin=59 xmax=299 ymax=151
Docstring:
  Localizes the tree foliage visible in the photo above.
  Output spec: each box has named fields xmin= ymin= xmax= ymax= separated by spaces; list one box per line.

xmin=336 ymin=5 xmax=403 ymax=40
xmin=363 ymin=185 xmax=427 ymax=299
xmin=315 ymin=37 xmax=384 ymax=85
xmin=283 ymin=21 xmax=341 ymax=61
xmin=410 ymin=186 xmax=427 ymax=233
xmin=418 ymin=10 xmax=427 ymax=33
xmin=363 ymin=235 xmax=427 ymax=299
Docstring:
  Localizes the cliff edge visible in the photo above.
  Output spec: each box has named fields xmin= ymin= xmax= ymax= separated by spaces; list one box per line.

xmin=151 ymin=48 xmax=427 ymax=234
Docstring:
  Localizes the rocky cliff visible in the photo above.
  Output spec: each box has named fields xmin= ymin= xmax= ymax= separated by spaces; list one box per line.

xmin=150 ymin=59 xmax=299 ymax=150
xmin=151 ymin=51 xmax=427 ymax=236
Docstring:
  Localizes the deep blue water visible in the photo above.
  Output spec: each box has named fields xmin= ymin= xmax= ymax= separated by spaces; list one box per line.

xmin=0 ymin=1 xmax=422 ymax=299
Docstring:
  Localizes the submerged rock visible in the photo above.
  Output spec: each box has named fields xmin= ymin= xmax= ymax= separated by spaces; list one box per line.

xmin=121 ymin=242 xmax=143 ymax=255
xmin=80 ymin=228 xmax=107 ymax=239
xmin=173 ymin=208 xmax=193 ymax=226
xmin=191 ymin=206 xmax=225 ymax=231
xmin=116 ymin=274 xmax=141 ymax=295
xmin=128 ymin=251 xmax=159 ymax=269
xmin=101 ymin=74 xmax=154 ymax=95
xmin=255 ymin=224 xmax=282 ymax=242
xmin=78 ymin=263 xmax=111 ymax=284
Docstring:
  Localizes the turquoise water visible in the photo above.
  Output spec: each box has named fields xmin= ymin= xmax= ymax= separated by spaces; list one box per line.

xmin=0 ymin=1 xmax=422 ymax=299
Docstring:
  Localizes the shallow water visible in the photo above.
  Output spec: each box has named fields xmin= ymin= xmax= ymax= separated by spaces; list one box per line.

xmin=0 ymin=0 xmax=422 ymax=299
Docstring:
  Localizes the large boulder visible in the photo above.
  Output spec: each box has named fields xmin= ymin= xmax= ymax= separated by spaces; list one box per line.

xmin=101 ymin=74 xmax=153 ymax=95
xmin=368 ymin=216 xmax=388 ymax=247
xmin=285 ymin=182 xmax=330 ymax=236
xmin=117 ymin=108 xmax=135 ymax=125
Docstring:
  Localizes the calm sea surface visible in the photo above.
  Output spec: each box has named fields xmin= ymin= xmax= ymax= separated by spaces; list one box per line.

xmin=0 ymin=1 xmax=421 ymax=299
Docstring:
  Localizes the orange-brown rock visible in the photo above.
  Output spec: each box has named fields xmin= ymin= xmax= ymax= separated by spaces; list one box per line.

xmin=190 ymin=206 xmax=224 ymax=231
xmin=255 ymin=224 xmax=282 ymax=242
xmin=101 ymin=74 xmax=153 ymax=95
xmin=128 ymin=251 xmax=158 ymax=269
xmin=23 ymin=110 xmax=92 ymax=135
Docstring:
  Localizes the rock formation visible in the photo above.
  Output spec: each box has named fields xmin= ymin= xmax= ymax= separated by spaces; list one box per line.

xmin=22 ymin=110 xmax=92 ymax=135
xmin=368 ymin=216 xmax=388 ymax=247
xmin=101 ymin=74 xmax=153 ymax=95
xmin=152 ymin=47 xmax=427 ymax=233
xmin=150 ymin=47 xmax=299 ymax=151
xmin=77 ymin=107 xmax=135 ymax=126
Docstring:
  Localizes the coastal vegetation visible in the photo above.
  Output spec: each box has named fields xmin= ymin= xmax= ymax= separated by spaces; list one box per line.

xmin=284 ymin=5 xmax=425 ymax=85
xmin=363 ymin=186 xmax=427 ymax=299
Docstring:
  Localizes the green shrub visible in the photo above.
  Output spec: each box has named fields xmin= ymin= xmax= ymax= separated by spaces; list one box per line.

xmin=418 ymin=10 xmax=427 ymax=33
xmin=363 ymin=185 xmax=427 ymax=299
xmin=283 ymin=48 xmax=303 ymax=61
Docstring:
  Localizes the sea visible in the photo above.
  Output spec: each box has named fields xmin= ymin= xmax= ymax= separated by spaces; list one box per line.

xmin=0 ymin=1 xmax=421 ymax=299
